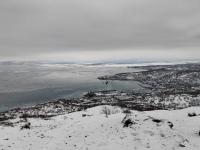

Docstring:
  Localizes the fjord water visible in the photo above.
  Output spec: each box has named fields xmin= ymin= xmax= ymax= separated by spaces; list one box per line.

xmin=0 ymin=62 xmax=141 ymax=112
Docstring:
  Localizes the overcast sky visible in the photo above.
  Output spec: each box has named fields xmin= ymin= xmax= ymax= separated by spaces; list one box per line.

xmin=0 ymin=0 xmax=200 ymax=62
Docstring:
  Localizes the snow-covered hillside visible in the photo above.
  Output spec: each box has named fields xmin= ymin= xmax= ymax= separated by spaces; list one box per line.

xmin=1 ymin=106 xmax=200 ymax=150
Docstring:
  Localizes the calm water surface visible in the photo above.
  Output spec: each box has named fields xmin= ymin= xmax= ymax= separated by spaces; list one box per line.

xmin=0 ymin=62 xmax=142 ymax=111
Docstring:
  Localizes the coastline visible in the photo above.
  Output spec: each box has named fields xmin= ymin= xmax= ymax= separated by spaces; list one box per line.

xmin=0 ymin=62 xmax=200 ymax=149
xmin=1 ymin=62 xmax=200 ymax=124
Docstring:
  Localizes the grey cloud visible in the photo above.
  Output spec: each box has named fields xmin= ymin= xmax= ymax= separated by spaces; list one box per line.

xmin=0 ymin=0 xmax=200 ymax=60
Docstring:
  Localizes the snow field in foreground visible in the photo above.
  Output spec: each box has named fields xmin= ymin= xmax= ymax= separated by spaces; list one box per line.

xmin=1 ymin=106 xmax=200 ymax=150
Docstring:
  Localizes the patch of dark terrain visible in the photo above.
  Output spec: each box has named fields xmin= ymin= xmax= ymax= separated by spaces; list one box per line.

xmin=1 ymin=89 xmax=199 ymax=127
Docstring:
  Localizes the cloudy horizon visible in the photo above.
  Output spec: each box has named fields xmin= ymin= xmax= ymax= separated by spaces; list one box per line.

xmin=0 ymin=0 xmax=200 ymax=62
